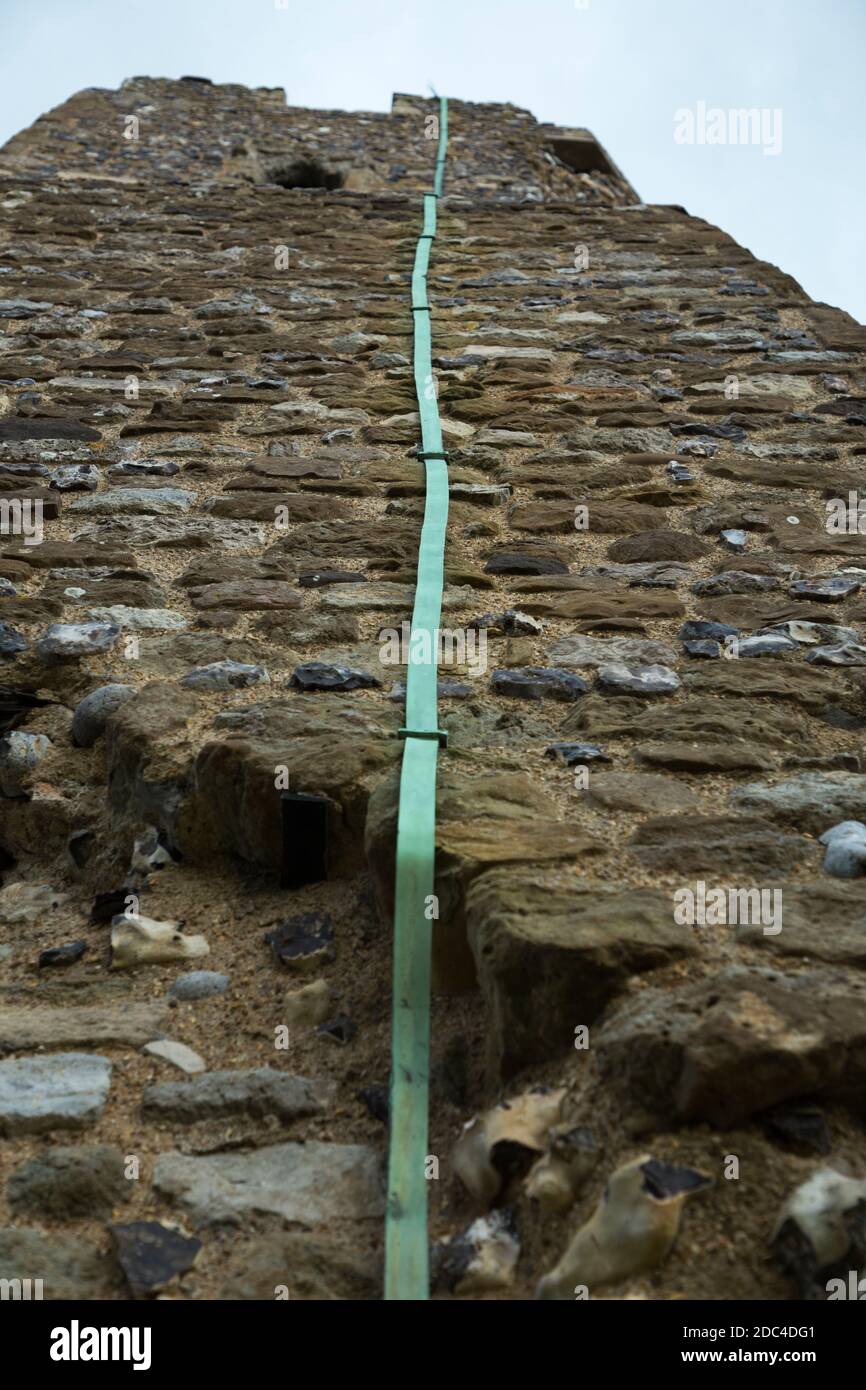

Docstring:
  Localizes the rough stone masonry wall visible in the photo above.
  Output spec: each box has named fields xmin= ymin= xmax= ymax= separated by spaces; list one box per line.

xmin=0 ymin=76 xmax=865 ymax=1301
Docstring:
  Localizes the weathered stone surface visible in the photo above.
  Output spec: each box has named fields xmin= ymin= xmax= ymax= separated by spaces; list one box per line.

xmin=542 ymin=589 xmax=685 ymax=625
xmin=0 ymin=1004 xmax=167 ymax=1052
xmin=103 ymin=682 xmax=199 ymax=835
xmin=548 ymin=634 xmax=678 ymax=668
xmin=436 ymin=818 xmax=600 ymax=867
xmin=596 ymin=966 xmax=866 ymax=1125
xmin=0 ymin=1053 xmax=112 ymax=1134
xmin=7 ymin=1145 xmax=127 ymax=1218
xmin=0 ymin=881 xmax=66 ymax=924
xmin=3 ymin=71 xmax=865 ymax=1306
xmin=466 ymin=866 xmax=696 ymax=1078
xmin=214 ymin=1231 xmax=379 ymax=1300
xmin=133 ymin=632 xmax=275 ymax=677
xmin=682 ymin=661 xmax=839 ymax=711
xmin=141 ymin=1068 xmax=334 ymax=1123
xmin=183 ymin=697 xmax=401 ymax=874
xmin=584 ymin=771 xmax=700 ymax=813
xmin=636 ymin=741 xmax=775 ymax=773
xmin=142 ymin=1039 xmax=206 ymax=1074
xmin=607 ymin=529 xmax=709 ymax=563
xmin=731 ymin=772 xmax=866 ymax=834
xmin=736 ymin=881 xmax=866 ymax=964
xmin=190 ymin=580 xmax=302 ymax=611
xmin=630 ymin=815 xmax=812 ymax=873
xmin=0 ymin=1228 xmax=122 ymax=1299
xmin=153 ymin=1141 xmax=385 ymax=1226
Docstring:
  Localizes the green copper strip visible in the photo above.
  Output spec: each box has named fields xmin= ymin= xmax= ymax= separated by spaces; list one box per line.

xmin=384 ymin=94 xmax=449 ymax=1303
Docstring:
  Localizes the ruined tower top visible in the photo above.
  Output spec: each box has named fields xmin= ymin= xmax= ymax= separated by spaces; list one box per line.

xmin=0 ymin=77 xmax=639 ymax=204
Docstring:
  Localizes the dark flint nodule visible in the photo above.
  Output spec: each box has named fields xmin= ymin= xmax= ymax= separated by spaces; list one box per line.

xmin=264 ymin=911 xmax=334 ymax=968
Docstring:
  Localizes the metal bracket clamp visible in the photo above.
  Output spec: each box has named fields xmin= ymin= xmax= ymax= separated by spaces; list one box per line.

xmin=398 ymin=726 xmax=449 ymax=748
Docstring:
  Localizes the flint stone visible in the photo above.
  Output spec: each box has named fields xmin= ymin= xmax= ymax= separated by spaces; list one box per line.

xmin=491 ymin=667 xmax=588 ymax=701
xmin=684 ymin=639 xmax=721 ymax=657
xmin=819 ymin=821 xmax=866 ymax=878
xmin=109 ymin=459 xmax=180 ymax=478
xmin=736 ymin=633 xmax=798 ymax=657
xmin=679 ymin=620 xmax=738 ymax=642
xmin=35 ymin=621 xmax=119 ymax=660
xmin=597 ymin=663 xmax=680 ymax=696
xmin=288 ymin=662 xmax=380 ymax=691
xmin=0 ymin=731 xmax=50 ymax=795
xmin=167 ymin=971 xmax=229 ymax=1001
xmin=694 ymin=571 xmax=779 ymax=596
xmin=545 ymin=742 xmax=610 ymax=766
xmin=111 ymin=1220 xmax=201 ymax=1297
xmin=806 ymin=643 xmax=866 ymax=666
xmin=0 ymin=623 xmax=26 ymax=656
xmin=72 ymin=683 xmax=134 ymax=746
xmin=181 ymin=660 xmax=268 ymax=690
xmin=50 ymin=464 xmax=100 ymax=492
xmin=790 ymin=576 xmax=860 ymax=602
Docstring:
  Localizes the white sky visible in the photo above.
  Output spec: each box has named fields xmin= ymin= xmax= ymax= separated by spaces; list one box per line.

xmin=1 ymin=0 xmax=863 ymax=322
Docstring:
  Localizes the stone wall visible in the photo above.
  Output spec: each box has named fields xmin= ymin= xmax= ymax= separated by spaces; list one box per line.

xmin=0 ymin=79 xmax=865 ymax=1302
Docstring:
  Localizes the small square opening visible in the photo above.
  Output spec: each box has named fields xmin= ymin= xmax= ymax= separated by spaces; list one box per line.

xmin=281 ymin=792 xmax=329 ymax=888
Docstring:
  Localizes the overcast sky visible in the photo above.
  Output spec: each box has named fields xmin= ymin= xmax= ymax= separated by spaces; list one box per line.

xmin=2 ymin=0 xmax=863 ymax=322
